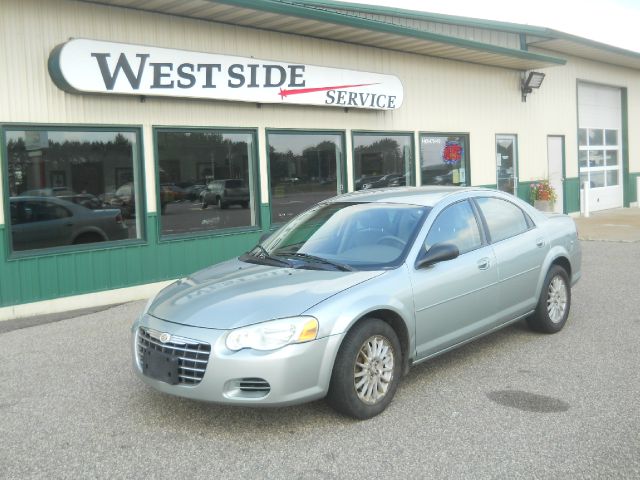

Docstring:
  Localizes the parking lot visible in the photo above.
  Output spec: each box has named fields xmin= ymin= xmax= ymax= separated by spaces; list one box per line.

xmin=1 ymin=240 xmax=639 ymax=479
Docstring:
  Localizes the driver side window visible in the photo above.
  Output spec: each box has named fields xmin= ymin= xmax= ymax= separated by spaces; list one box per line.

xmin=425 ymin=200 xmax=482 ymax=255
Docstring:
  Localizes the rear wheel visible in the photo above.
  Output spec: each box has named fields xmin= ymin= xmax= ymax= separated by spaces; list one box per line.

xmin=527 ymin=265 xmax=571 ymax=333
xmin=73 ymin=232 xmax=104 ymax=244
xmin=327 ymin=318 xmax=402 ymax=420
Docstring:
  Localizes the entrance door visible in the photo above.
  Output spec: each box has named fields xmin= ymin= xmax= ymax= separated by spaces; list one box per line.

xmin=547 ymin=136 xmax=565 ymax=213
xmin=496 ymin=135 xmax=517 ymax=195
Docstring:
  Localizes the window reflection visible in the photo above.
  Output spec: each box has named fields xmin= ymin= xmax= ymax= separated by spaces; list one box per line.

xmin=267 ymin=132 xmax=342 ymax=224
xmin=420 ymin=134 xmax=468 ymax=186
xmin=353 ymin=134 xmax=413 ymax=190
xmin=156 ymin=130 xmax=256 ymax=236
xmin=6 ymin=129 xmax=140 ymax=252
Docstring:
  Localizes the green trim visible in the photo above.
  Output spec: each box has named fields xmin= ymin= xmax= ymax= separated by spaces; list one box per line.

xmin=214 ymin=0 xmax=566 ymax=66
xmin=265 ymin=128 xmax=346 ymax=226
xmin=298 ymin=1 xmax=640 ymax=65
xmin=0 ymin=213 xmax=263 ymax=307
xmin=629 ymin=173 xmax=640 ymax=205
xmin=418 ymin=132 xmax=471 ymax=187
xmin=351 ymin=130 xmax=416 ymax=189
xmin=564 ymin=177 xmax=580 ymax=213
xmin=516 ymin=181 xmax=533 ymax=204
xmin=292 ymin=0 xmax=553 ymax=37
xmin=538 ymin=28 xmax=640 ymax=64
xmin=519 ymin=34 xmax=528 ymax=51
xmin=622 ymin=88 xmax=630 ymax=207
xmin=152 ymin=126 xmax=262 ymax=240
xmin=1 ymin=123 xmax=146 ymax=258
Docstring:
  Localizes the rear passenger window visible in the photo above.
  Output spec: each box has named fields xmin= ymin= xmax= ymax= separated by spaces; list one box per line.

xmin=425 ymin=200 xmax=482 ymax=255
xmin=476 ymin=197 xmax=529 ymax=243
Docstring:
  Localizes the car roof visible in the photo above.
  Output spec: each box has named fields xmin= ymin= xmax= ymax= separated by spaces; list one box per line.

xmin=328 ymin=186 xmax=486 ymax=207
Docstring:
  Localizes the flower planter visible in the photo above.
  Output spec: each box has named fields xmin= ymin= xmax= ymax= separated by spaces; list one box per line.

xmin=534 ymin=199 xmax=554 ymax=212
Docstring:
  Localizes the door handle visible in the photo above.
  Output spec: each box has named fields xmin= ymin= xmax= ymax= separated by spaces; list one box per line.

xmin=477 ymin=258 xmax=490 ymax=270
xmin=536 ymin=237 xmax=545 ymax=248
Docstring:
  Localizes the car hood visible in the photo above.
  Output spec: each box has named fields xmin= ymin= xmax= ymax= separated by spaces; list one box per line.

xmin=148 ymin=258 xmax=384 ymax=329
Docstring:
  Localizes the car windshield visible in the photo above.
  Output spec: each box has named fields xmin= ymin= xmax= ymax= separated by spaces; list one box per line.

xmin=245 ymin=202 xmax=429 ymax=270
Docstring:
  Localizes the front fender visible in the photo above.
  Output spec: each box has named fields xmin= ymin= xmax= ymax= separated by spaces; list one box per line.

xmin=304 ymin=266 xmax=415 ymax=356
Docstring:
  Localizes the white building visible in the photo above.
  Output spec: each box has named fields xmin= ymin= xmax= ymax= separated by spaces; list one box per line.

xmin=0 ymin=0 xmax=638 ymax=315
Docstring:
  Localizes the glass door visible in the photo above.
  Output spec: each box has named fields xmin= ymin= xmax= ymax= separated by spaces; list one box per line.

xmin=496 ymin=134 xmax=518 ymax=195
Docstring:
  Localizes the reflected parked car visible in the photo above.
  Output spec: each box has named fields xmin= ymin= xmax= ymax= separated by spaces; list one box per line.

xmin=201 ymin=179 xmax=249 ymax=209
xmin=360 ymin=173 xmax=403 ymax=189
xmin=58 ymin=193 xmax=106 ymax=210
xmin=10 ymin=196 xmax=128 ymax=251
xmin=111 ymin=182 xmax=170 ymax=216
xmin=19 ymin=187 xmax=75 ymax=197
xmin=355 ymin=175 xmax=383 ymax=191
xmin=183 ymin=184 xmax=206 ymax=202
xmin=133 ymin=187 xmax=581 ymax=419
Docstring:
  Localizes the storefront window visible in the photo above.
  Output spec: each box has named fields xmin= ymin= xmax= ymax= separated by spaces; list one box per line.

xmin=496 ymin=134 xmax=518 ymax=195
xmin=420 ymin=134 xmax=469 ymax=186
xmin=267 ymin=131 xmax=343 ymax=224
xmin=353 ymin=133 xmax=413 ymax=190
xmin=5 ymin=127 xmax=141 ymax=252
xmin=156 ymin=129 xmax=257 ymax=236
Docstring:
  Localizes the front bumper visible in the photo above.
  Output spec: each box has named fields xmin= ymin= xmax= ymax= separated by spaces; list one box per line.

xmin=132 ymin=314 xmax=344 ymax=406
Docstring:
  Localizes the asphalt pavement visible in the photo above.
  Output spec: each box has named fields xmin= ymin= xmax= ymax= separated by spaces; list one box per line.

xmin=1 ymin=240 xmax=639 ymax=479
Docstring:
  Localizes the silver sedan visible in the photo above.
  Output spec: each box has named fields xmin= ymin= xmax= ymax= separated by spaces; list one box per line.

xmin=132 ymin=187 xmax=581 ymax=419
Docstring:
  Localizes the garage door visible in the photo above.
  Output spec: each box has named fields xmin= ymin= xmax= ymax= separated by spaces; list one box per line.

xmin=578 ymin=82 xmax=623 ymax=211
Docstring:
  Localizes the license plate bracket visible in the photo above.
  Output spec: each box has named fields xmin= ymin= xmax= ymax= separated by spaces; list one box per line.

xmin=142 ymin=348 xmax=180 ymax=385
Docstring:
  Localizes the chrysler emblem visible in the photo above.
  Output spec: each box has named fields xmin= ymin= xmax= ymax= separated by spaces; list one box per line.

xmin=159 ymin=332 xmax=172 ymax=343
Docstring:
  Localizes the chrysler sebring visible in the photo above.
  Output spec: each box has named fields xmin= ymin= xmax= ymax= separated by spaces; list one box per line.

xmin=132 ymin=187 xmax=581 ymax=419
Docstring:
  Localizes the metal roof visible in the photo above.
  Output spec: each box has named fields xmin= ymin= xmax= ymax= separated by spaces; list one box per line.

xmin=528 ymin=35 xmax=640 ymax=71
xmin=80 ymin=0 xmax=566 ymax=70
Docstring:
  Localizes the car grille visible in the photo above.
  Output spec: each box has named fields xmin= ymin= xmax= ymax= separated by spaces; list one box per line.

xmin=137 ymin=327 xmax=211 ymax=385
xmin=239 ymin=378 xmax=271 ymax=393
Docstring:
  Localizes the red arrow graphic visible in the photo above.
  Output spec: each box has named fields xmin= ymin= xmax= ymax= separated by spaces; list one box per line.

xmin=279 ymin=83 xmax=379 ymax=99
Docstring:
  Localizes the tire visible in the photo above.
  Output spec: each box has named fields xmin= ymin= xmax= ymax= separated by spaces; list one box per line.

xmin=217 ymin=197 xmax=227 ymax=209
xmin=201 ymin=201 xmax=208 ymax=210
xmin=527 ymin=265 xmax=571 ymax=333
xmin=326 ymin=318 xmax=402 ymax=420
xmin=73 ymin=233 xmax=104 ymax=244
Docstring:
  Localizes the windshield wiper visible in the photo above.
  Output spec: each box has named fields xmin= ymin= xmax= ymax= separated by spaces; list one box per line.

xmin=288 ymin=252 xmax=354 ymax=272
xmin=245 ymin=244 xmax=293 ymax=267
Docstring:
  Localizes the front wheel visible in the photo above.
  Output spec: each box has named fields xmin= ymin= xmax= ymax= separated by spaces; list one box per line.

xmin=527 ymin=265 xmax=571 ymax=333
xmin=326 ymin=318 xmax=402 ymax=420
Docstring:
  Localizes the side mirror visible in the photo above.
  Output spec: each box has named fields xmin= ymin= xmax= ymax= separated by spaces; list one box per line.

xmin=416 ymin=243 xmax=459 ymax=269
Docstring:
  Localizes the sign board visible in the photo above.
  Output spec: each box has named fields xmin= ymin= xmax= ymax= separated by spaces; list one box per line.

xmin=48 ymin=39 xmax=404 ymax=110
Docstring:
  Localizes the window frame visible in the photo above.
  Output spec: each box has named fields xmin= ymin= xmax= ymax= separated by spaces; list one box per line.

xmin=577 ymin=127 xmax=621 ymax=189
xmin=1 ymin=123 xmax=146 ymax=259
xmin=418 ymin=132 xmax=471 ymax=187
xmin=266 ymin=128 xmax=347 ymax=228
xmin=495 ymin=133 xmax=519 ymax=195
xmin=351 ymin=130 xmax=416 ymax=191
xmin=153 ymin=126 xmax=262 ymax=241
xmin=471 ymin=196 xmax=534 ymax=245
xmin=422 ymin=199 xmax=487 ymax=258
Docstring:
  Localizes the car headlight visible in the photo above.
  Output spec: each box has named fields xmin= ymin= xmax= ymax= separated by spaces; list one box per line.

xmin=226 ymin=316 xmax=319 ymax=352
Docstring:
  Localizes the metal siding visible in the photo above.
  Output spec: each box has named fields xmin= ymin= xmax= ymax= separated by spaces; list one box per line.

xmin=0 ymin=0 xmax=639 ymax=307
xmin=331 ymin=9 xmax=521 ymax=49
